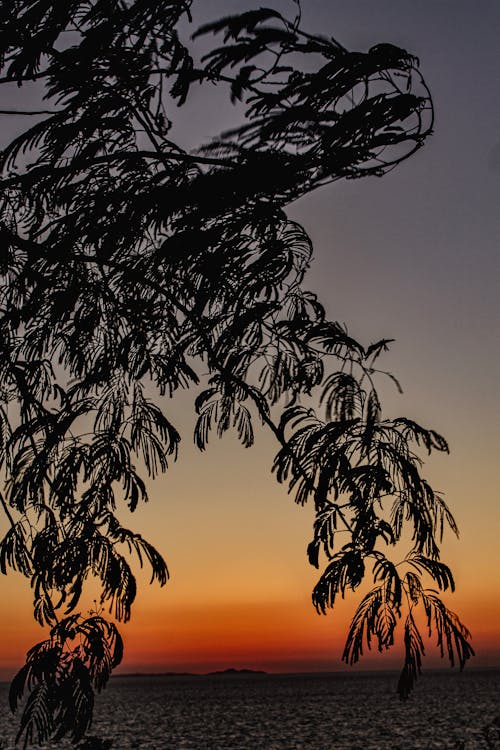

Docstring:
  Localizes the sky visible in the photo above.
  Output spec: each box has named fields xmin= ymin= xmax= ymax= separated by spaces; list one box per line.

xmin=0 ymin=0 xmax=499 ymax=681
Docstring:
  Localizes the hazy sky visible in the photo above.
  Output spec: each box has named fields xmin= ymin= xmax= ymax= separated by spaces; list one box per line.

xmin=0 ymin=1 xmax=499 ymax=679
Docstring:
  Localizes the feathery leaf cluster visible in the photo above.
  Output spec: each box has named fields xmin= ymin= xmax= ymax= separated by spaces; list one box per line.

xmin=0 ymin=0 xmax=469 ymax=743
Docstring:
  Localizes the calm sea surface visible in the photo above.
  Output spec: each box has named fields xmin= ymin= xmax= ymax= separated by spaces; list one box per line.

xmin=0 ymin=669 xmax=498 ymax=749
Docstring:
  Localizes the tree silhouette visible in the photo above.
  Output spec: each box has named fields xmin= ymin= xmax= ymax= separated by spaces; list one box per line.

xmin=0 ymin=0 xmax=473 ymax=744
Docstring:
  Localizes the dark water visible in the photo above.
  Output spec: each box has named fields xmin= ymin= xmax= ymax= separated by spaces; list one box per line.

xmin=1 ymin=669 xmax=499 ymax=749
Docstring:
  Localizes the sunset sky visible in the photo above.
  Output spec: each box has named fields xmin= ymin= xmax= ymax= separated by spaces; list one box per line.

xmin=0 ymin=0 xmax=499 ymax=681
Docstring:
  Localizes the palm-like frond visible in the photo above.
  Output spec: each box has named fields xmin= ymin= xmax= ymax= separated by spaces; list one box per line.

xmin=320 ymin=372 xmax=364 ymax=422
xmin=194 ymin=377 xmax=255 ymax=449
xmin=130 ymin=383 xmax=180 ymax=476
xmin=0 ymin=520 xmax=33 ymax=576
xmin=307 ymin=501 xmax=338 ymax=568
xmin=407 ymin=553 xmax=455 ymax=592
xmin=193 ymin=8 xmax=285 ymax=43
xmin=10 ymin=613 xmax=121 ymax=745
xmin=421 ymin=591 xmax=474 ymax=669
xmin=342 ymin=584 xmax=400 ymax=665
xmin=105 ymin=514 xmax=169 ymax=586
xmin=15 ymin=682 xmax=54 ymax=746
xmin=397 ymin=613 xmax=426 ymax=700
xmin=312 ymin=545 xmax=365 ymax=613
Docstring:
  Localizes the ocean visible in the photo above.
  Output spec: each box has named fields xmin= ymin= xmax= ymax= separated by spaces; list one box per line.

xmin=0 ymin=669 xmax=498 ymax=749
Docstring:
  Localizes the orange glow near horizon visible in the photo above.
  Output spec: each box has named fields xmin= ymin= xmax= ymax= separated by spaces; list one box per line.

xmin=119 ymin=599 xmax=343 ymax=670
xmin=1 ymin=555 xmax=499 ymax=682
xmin=116 ymin=594 xmax=500 ymax=676
xmin=1 ymin=436 xmax=499 ymax=683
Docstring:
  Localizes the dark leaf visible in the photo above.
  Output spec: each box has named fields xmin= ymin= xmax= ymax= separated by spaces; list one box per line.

xmin=398 ymin=613 xmax=425 ymax=700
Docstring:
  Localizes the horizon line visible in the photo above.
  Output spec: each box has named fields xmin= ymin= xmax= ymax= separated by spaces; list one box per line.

xmin=110 ymin=664 xmax=500 ymax=678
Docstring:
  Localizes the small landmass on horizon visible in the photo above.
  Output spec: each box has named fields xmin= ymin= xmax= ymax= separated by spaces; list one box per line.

xmin=206 ymin=668 xmax=267 ymax=676
xmin=114 ymin=668 xmax=268 ymax=678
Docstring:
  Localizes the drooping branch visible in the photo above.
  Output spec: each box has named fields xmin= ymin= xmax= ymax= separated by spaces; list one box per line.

xmin=0 ymin=1 xmax=472 ymax=743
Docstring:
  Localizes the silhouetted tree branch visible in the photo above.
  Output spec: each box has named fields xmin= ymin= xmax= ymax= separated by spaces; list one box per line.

xmin=0 ymin=0 xmax=472 ymax=744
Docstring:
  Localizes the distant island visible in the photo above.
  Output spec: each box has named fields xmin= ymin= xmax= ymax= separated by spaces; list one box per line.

xmin=114 ymin=668 xmax=267 ymax=679
xmin=206 ymin=668 xmax=267 ymax=676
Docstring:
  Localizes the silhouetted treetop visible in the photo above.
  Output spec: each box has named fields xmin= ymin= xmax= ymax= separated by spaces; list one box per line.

xmin=0 ymin=1 xmax=471 ymax=745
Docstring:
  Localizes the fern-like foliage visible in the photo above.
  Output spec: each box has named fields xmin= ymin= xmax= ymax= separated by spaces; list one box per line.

xmin=273 ymin=355 xmax=472 ymax=699
xmin=9 ymin=615 xmax=122 ymax=745
xmin=342 ymin=553 xmax=473 ymax=699
xmin=0 ymin=0 xmax=470 ymax=743
xmin=421 ymin=591 xmax=474 ymax=669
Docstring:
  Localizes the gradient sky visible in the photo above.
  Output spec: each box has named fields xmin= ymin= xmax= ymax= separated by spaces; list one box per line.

xmin=0 ymin=0 xmax=499 ymax=680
